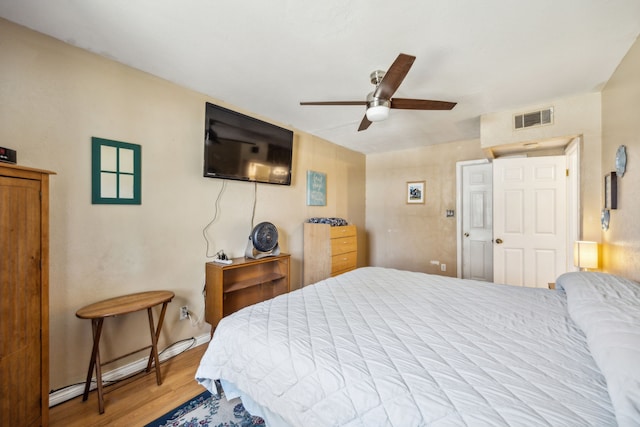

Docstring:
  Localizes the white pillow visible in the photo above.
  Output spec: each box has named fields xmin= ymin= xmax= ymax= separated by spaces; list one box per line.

xmin=556 ymin=272 xmax=640 ymax=427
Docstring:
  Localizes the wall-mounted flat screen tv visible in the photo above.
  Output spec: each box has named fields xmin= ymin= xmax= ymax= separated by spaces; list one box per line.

xmin=203 ymin=102 xmax=293 ymax=185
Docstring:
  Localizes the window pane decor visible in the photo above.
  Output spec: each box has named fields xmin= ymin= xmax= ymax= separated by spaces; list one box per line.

xmin=92 ymin=137 xmax=141 ymax=204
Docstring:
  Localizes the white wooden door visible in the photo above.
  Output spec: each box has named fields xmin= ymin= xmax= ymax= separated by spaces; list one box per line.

xmin=461 ymin=162 xmax=493 ymax=281
xmin=493 ymin=156 xmax=567 ymax=288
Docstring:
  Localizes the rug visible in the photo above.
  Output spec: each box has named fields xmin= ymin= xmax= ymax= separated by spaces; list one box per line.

xmin=145 ymin=389 xmax=265 ymax=427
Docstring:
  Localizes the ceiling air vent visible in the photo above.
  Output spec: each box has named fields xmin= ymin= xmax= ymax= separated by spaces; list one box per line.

xmin=514 ymin=107 xmax=553 ymax=130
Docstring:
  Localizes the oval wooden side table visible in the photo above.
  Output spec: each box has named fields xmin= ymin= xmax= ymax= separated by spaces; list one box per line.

xmin=76 ymin=290 xmax=175 ymax=414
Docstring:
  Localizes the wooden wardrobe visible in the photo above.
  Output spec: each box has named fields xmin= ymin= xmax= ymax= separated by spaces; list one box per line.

xmin=0 ymin=163 xmax=54 ymax=426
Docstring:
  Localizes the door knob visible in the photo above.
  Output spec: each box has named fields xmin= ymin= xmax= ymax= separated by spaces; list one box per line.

xmin=464 ymin=232 xmax=469 ymax=237
xmin=495 ymin=238 xmax=503 ymax=244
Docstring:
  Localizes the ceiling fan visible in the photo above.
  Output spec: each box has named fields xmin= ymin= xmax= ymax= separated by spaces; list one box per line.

xmin=300 ymin=53 xmax=457 ymax=131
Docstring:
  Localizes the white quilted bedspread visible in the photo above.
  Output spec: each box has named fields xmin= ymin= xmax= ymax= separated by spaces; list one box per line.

xmin=196 ymin=267 xmax=616 ymax=426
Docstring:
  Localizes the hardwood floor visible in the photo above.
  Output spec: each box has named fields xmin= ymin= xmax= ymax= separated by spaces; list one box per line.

xmin=50 ymin=344 xmax=208 ymax=427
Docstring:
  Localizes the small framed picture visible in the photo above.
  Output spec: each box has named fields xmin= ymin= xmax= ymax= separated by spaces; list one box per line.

xmin=407 ymin=181 xmax=425 ymax=204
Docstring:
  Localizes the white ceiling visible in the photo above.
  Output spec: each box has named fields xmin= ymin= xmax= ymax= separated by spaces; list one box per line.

xmin=2 ymin=1 xmax=639 ymax=154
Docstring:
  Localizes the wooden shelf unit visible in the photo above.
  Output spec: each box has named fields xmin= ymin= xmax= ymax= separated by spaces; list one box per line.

xmin=205 ymin=254 xmax=290 ymax=330
xmin=303 ymin=223 xmax=358 ymax=286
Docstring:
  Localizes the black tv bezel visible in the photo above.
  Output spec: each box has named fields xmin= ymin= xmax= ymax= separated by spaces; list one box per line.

xmin=203 ymin=102 xmax=293 ymax=186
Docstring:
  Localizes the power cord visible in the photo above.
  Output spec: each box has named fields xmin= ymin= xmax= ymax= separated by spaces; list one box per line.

xmin=203 ymin=180 xmax=227 ymax=258
xmin=49 ymin=337 xmax=198 ymax=397
xmin=182 ymin=303 xmax=205 ymax=328
xmin=250 ymin=181 xmax=257 ymax=230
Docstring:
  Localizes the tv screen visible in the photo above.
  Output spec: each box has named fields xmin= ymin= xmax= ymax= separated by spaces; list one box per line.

xmin=203 ymin=102 xmax=293 ymax=185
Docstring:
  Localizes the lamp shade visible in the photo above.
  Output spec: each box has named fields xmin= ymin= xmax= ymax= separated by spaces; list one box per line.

xmin=574 ymin=241 xmax=599 ymax=270
xmin=366 ymin=105 xmax=390 ymax=122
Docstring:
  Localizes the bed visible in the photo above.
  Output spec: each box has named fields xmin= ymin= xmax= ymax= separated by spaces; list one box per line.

xmin=196 ymin=267 xmax=640 ymax=426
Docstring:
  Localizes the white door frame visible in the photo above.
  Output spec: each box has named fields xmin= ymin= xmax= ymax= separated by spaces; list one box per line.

xmin=456 ymin=139 xmax=580 ymax=280
xmin=565 ymin=136 xmax=581 ymax=272
xmin=456 ymin=158 xmax=491 ymax=278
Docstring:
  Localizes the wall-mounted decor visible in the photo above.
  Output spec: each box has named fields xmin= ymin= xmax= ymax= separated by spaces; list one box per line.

xmin=615 ymin=145 xmax=627 ymax=177
xmin=601 ymin=209 xmax=610 ymax=231
xmin=92 ymin=137 xmax=141 ymax=204
xmin=306 ymin=170 xmax=327 ymax=206
xmin=604 ymin=171 xmax=617 ymax=210
xmin=407 ymin=181 xmax=425 ymax=204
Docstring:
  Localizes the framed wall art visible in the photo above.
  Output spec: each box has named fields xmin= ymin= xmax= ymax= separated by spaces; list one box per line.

xmin=604 ymin=171 xmax=617 ymax=210
xmin=306 ymin=170 xmax=327 ymax=206
xmin=407 ymin=181 xmax=425 ymax=204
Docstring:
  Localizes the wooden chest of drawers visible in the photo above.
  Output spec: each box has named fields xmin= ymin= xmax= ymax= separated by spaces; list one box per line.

xmin=303 ymin=223 xmax=357 ymax=286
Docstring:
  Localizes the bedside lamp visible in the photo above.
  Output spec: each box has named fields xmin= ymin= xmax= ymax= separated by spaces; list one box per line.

xmin=574 ymin=241 xmax=599 ymax=271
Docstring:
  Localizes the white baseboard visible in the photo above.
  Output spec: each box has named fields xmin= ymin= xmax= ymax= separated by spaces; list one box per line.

xmin=49 ymin=333 xmax=211 ymax=407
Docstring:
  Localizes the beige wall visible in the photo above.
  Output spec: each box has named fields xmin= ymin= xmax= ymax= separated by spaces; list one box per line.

xmin=601 ymin=36 xmax=640 ymax=280
xmin=366 ymin=139 xmax=485 ymax=275
xmin=0 ymin=19 xmax=365 ymax=390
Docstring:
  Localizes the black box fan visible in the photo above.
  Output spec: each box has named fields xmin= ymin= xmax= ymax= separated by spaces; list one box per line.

xmin=245 ymin=222 xmax=280 ymax=259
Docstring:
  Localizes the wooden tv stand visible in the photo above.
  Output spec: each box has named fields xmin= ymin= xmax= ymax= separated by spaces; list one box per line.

xmin=204 ymin=254 xmax=290 ymax=332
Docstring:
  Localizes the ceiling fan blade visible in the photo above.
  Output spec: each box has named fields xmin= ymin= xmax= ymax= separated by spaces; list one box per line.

xmin=357 ymin=115 xmax=372 ymax=131
xmin=373 ymin=53 xmax=416 ymax=100
xmin=391 ymin=98 xmax=457 ymax=110
xmin=300 ymin=101 xmax=367 ymax=106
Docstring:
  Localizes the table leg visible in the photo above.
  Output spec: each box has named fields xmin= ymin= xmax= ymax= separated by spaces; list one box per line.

xmin=145 ymin=302 xmax=168 ymax=385
xmin=82 ymin=318 xmax=105 ymax=414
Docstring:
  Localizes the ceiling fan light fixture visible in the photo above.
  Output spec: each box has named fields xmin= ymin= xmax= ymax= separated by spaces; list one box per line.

xmin=366 ymin=97 xmax=391 ymax=122
xmin=299 ymin=54 xmax=456 ymax=132
xmin=366 ymin=105 xmax=390 ymax=122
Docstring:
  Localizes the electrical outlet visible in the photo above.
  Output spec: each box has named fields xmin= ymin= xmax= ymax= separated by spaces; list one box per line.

xmin=440 ymin=264 xmax=446 ymax=272
xmin=180 ymin=306 xmax=189 ymax=320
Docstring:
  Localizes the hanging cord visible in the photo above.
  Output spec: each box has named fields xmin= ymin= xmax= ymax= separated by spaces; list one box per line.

xmin=250 ymin=181 xmax=257 ymax=230
xmin=202 ymin=180 xmax=227 ymax=258
xmin=184 ymin=302 xmax=205 ymax=328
